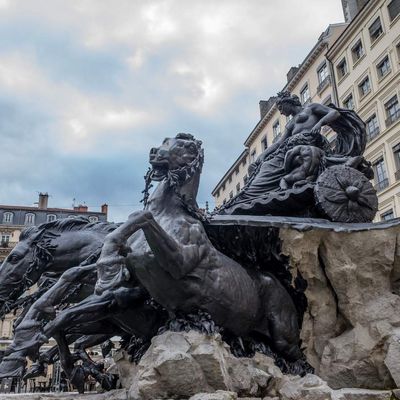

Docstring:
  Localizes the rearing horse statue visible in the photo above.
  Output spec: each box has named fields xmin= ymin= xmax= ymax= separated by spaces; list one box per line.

xmin=101 ymin=132 xmax=302 ymax=360
xmin=16 ymin=133 xmax=302 ymax=389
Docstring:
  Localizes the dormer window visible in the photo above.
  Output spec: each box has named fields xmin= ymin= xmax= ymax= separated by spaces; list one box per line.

xmin=3 ymin=212 xmax=13 ymax=224
xmin=25 ymin=213 xmax=35 ymax=226
xmin=88 ymin=216 xmax=99 ymax=223
xmin=47 ymin=214 xmax=57 ymax=222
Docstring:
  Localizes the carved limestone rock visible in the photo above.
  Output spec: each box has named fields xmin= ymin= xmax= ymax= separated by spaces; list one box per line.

xmin=126 ymin=330 xmax=281 ymax=400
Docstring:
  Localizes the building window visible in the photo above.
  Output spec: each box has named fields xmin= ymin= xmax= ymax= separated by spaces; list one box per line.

xmin=228 ymin=175 xmax=232 ymax=183
xmin=388 ymin=0 xmax=400 ymax=21
xmin=317 ymin=63 xmax=330 ymax=93
xmin=273 ymin=121 xmax=281 ymax=141
xmin=261 ymin=136 xmax=268 ymax=151
xmin=358 ymin=76 xmax=371 ymax=97
xmin=229 ymin=191 xmax=233 ymax=199
xmin=1 ymin=235 xmax=10 ymax=247
xmin=323 ymin=95 xmax=332 ymax=106
xmin=376 ymin=55 xmax=390 ymax=79
xmin=385 ymin=95 xmax=400 ymax=127
xmin=351 ymin=40 xmax=364 ymax=62
xmin=366 ymin=114 xmax=380 ymax=141
xmin=369 ymin=17 xmax=383 ymax=42
xmin=381 ymin=209 xmax=394 ymax=221
xmin=336 ymin=58 xmax=348 ymax=79
xmin=250 ymin=149 xmax=257 ymax=163
xmin=393 ymin=143 xmax=400 ymax=179
xmin=235 ymin=167 xmax=239 ymax=175
xmin=47 ymin=214 xmax=56 ymax=222
xmin=343 ymin=94 xmax=354 ymax=110
xmin=222 ymin=199 xmax=226 ymax=205
xmin=25 ymin=213 xmax=35 ymax=225
xmin=317 ymin=62 xmax=328 ymax=83
xmin=215 ymin=190 xmax=220 ymax=198
xmin=243 ymin=175 xmax=248 ymax=185
xmin=300 ymin=85 xmax=310 ymax=104
xmin=373 ymin=158 xmax=389 ymax=192
xmin=242 ymin=158 xmax=247 ymax=167
xmin=88 ymin=216 xmax=99 ymax=223
xmin=236 ymin=183 xmax=240 ymax=194
xmin=2 ymin=212 xmax=13 ymax=224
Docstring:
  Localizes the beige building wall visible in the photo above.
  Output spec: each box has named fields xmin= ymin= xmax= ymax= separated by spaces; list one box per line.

xmin=212 ymin=23 xmax=347 ymax=206
xmin=327 ymin=0 xmax=400 ymax=221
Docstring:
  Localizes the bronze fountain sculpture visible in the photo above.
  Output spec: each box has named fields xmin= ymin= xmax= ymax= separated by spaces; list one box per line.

xmin=0 ymin=92 xmax=379 ymax=392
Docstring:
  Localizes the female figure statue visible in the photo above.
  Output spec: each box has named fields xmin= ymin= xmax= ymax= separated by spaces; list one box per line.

xmin=221 ymin=91 xmax=368 ymax=215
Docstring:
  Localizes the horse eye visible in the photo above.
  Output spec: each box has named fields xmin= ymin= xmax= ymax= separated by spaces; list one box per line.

xmin=187 ymin=144 xmax=197 ymax=153
xmin=8 ymin=254 xmax=21 ymax=263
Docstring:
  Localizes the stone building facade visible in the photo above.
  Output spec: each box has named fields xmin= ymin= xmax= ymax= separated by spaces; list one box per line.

xmin=327 ymin=0 xmax=400 ymax=220
xmin=212 ymin=0 xmax=400 ymax=221
xmin=0 ymin=193 xmax=108 ymax=391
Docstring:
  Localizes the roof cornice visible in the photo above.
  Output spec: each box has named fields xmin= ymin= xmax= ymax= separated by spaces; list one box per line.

xmin=327 ymin=0 xmax=378 ymax=59
xmin=211 ymin=148 xmax=249 ymax=194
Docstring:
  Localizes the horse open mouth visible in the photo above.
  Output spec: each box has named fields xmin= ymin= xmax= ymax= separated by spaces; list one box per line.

xmin=150 ymin=164 xmax=169 ymax=181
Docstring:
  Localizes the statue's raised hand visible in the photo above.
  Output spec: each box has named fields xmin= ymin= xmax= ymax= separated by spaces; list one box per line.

xmin=311 ymin=123 xmax=322 ymax=135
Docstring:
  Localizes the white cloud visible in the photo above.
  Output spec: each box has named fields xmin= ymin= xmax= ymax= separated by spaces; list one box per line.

xmin=0 ymin=0 xmax=345 ymax=220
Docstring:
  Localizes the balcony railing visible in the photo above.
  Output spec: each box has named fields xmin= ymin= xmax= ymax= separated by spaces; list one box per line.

xmin=317 ymin=75 xmax=331 ymax=94
xmin=0 ymin=242 xmax=17 ymax=249
xmin=366 ymin=127 xmax=380 ymax=142
xmin=375 ymin=178 xmax=389 ymax=192
xmin=386 ymin=109 xmax=400 ymax=127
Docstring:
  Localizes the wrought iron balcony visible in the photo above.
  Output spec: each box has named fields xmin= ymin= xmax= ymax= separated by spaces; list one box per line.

xmin=317 ymin=75 xmax=331 ymax=94
xmin=385 ymin=110 xmax=400 ymax=127
xmin=374 ymin=178 xmax=389 ymax=192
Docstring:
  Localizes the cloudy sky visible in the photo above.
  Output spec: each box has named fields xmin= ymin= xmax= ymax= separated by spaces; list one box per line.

xmin=0 ymin=0 xmax=344 ymax=222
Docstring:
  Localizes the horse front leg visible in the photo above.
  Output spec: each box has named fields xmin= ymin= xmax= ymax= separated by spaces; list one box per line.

xmin=141 ymin=214 xmax=201 ymax=279
xmin=100 ymin=210 xmax=198 ymax=280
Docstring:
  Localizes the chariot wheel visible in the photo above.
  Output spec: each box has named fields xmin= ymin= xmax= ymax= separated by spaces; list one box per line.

xmin=314 ymin=165 xmax=378 ymax=223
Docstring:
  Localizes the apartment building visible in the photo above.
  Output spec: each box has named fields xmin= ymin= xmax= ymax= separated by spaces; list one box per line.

xmin=0 ymin=193 xmax=108 ymax=392
xmin=213 ymin=0 xmax=400 ymax=222
xmin=327 ymin=0 xmax=400 ymax=220
xmin=212 ymin=23 xmax=347 ymax=206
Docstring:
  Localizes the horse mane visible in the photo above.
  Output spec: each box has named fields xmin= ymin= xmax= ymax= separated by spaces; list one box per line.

xmin=20 ymin=217 xmax=119 ymax=241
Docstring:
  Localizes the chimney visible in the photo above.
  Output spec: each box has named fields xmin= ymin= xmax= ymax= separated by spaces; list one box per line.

xmin=341 ymin=0 xmax=369 ymax=22
xmin=286 ymin=66 xmax=300 ymax=83
xmin=101 ymin=204 xmax=108 ymax=218
xmin=74 ymin=204 xmax=88 ymax=212
xmin=38 ymin=193 xmax=49 ymax=210
xmin=259 ymin=96 xmax=277 ymax=119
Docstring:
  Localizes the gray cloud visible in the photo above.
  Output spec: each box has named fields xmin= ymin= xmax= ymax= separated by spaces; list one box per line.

xmin=0 ymin=0 xmax=344 ymax=221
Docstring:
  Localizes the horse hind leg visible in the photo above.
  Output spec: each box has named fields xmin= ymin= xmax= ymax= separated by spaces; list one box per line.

xmin=256 ymin=274 xmax=302 ymax=361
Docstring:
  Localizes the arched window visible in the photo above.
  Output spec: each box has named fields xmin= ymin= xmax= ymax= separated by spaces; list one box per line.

xmin=88 ymin=216 xmax=98 ymax=223
xmin=3 ymin=212 xmax=13 ymax=224
xmin=24 ymin=213 xmax=35 ymax=225
xmin=47 ymin=214 xmax=57 ymax=222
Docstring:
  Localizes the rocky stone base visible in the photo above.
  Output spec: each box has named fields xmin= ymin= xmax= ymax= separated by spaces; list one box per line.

xmin=113 ymin=330 xmax=399 ymax=399
xmin=1 ymin=330 xmax=399 ymax=399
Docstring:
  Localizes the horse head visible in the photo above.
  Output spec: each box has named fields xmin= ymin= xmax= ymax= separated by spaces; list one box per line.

xmin=148 ymin=133 xmax=204 ymax=213
xmin=0 ymin=226 xmax=46 ymax=313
